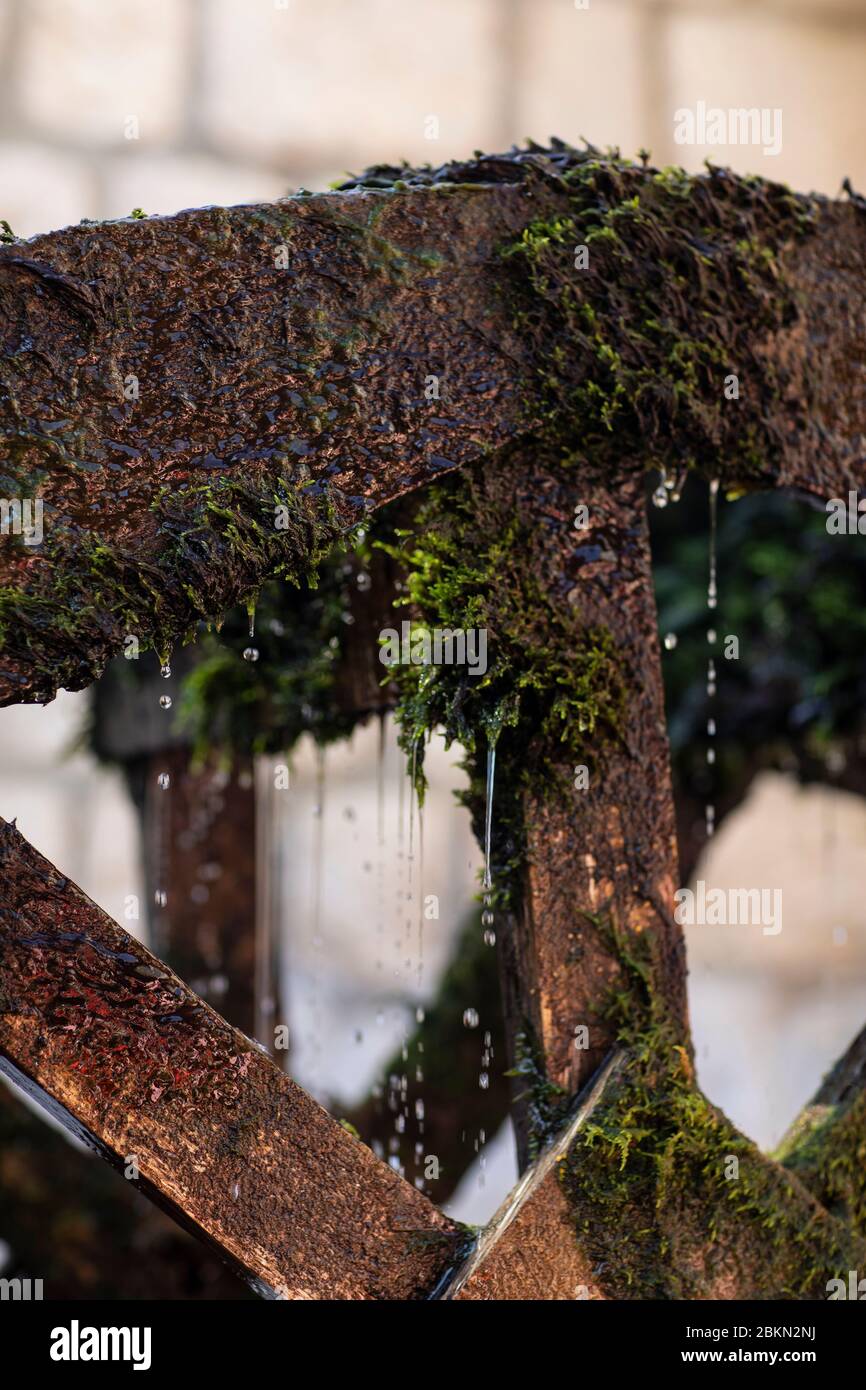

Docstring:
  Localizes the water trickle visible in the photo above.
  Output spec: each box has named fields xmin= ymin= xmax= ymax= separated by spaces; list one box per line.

xmin=416 ymin=797 xmax=425 ymax=988
xmin=480 ymin=733 xmax=499 ymax=947
xmin=705 ymin=484 xmax=720 ymax=831
xmin=375 ymin=712 xmax=387 ymax=973
xmin=482 ymin=739 xmax=496 ymax=893
xmin=247 ymin=600 xmax=256 ymax=640
xmin=707 ymin=478 xmax=719 ymax=609
xmin=308 ymin=744 xmax=326 ymax=1089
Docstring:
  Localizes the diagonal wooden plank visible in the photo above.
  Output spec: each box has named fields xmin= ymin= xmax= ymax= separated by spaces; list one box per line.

xmin=0 ymin=817 xmax=466 ymax=1299
xmin=440 ymin=1050 xmax=625 ymax=1301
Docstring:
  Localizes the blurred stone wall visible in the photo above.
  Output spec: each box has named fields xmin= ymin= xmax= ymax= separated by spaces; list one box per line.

xmin=2 ymin=0 xmax=866 ymax=239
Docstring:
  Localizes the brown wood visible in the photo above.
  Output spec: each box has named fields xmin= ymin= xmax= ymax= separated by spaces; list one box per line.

xmin=2 ymin=149 xmax=866 ymax=707
xmin=0 ymin=817 xmax=464 ymax=1299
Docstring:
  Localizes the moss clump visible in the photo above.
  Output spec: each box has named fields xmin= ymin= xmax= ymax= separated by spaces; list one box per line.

xmin=558 ymin=918 xmax=865 ymax=1298
xmin=379 ymin=462 xmax=626 ymax=794
xmin=499 ymin=149 xmax=812 ymax=479
xmin=0 ymin=467 xmax=342 ymax=704
xmin=776 ymin=1094 xmax=866 ymax=1239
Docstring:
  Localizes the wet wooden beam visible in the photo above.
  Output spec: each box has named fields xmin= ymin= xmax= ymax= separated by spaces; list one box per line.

xmin=0 ymin=1076 xmax=247 ymax=1300
xmin=471 ymin=453 xmax=686 ymax=1164
xmin=0 ymin=818 xmax=464 ymax=1299
xmin=441 ymin=1050 xmax=625 ymax=1300
xmin=2 ymin=147 xmax=865 ymax=708
xmin=0 ymin=174 xmax=540 ymax=706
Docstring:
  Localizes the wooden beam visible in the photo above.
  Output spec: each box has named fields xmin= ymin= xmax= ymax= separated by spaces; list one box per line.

xmin=441 ymin=1050 xmax=625 ymax=1300
xmin=2 ymin=146 xmax=865 ymax=708
xmin=0 ymin=174 xmax=539 ymax=705
xmin=0 ymin=817 xmax=465 ymax=1299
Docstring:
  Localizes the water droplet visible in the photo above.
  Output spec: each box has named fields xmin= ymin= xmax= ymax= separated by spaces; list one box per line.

xmin=159 ymin=694 xmax=172 ymax=710
xmin=479 ymin=1072 xmax=489 ymax=1090
xmin=416 ymin=1006 xmax=425 ymax=1024
xmin=160 ymin=663 xmax=171 ymax=679
xmin=356 ymin=570 xmax=371 ymax=592
xmin=157 ymin=772 xmax=170 ymax=790
xmin=707 ymin=718 xmax=716 ymax=737
xmin=706 ymin=748 xmax=716 ymax=765
xmin=707 ymin=629 xmax=717 ymax=645
xmin=243 ymin=646 xmax=259 ymax=662
xmin=483 ymin=929 xmax=496 ymax=947
xmin=652 ymin=484 xmax=668 ymax=509
xmin=481 ymin=909 xmax=494 ymax=928
xmin=663 ymin=632 xmax=677 ymax=651
xmin=463 ymin=1008 xmax=479 ymax=1029
xmin=154 ymin=889 xmax=167 ymax=907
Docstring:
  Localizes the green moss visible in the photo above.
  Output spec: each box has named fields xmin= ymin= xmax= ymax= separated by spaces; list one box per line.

xmin=378 ymin=464 xmax=626 ymax=795
xmin=499 ymin=150 xmax=811 ymax=479
xmin=557 ymin=918 xmax=865 ymax=1298
xmin=776 ymin=1095 xmax=866 ymax=1238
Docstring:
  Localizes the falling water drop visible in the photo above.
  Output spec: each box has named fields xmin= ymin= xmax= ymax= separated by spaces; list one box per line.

xmin=243 ymin=647 xmax=259 ymax=663
xmin=652 ymin=483 xmax=668 ymax=509
xmin=154 ymin=889 xmax=167 ymax=908
xmin=463 ymin=1008 xmax=479 ymax=1029
xmin=159 ymin=694 xmax=172 ymax=710
xmin=160 ymin=663 xmax=171 ymax=679
xmin=663 ymin=632 xmax=678 ymax=651
xmin=157 ymin=772 xmax=170 ymax=791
